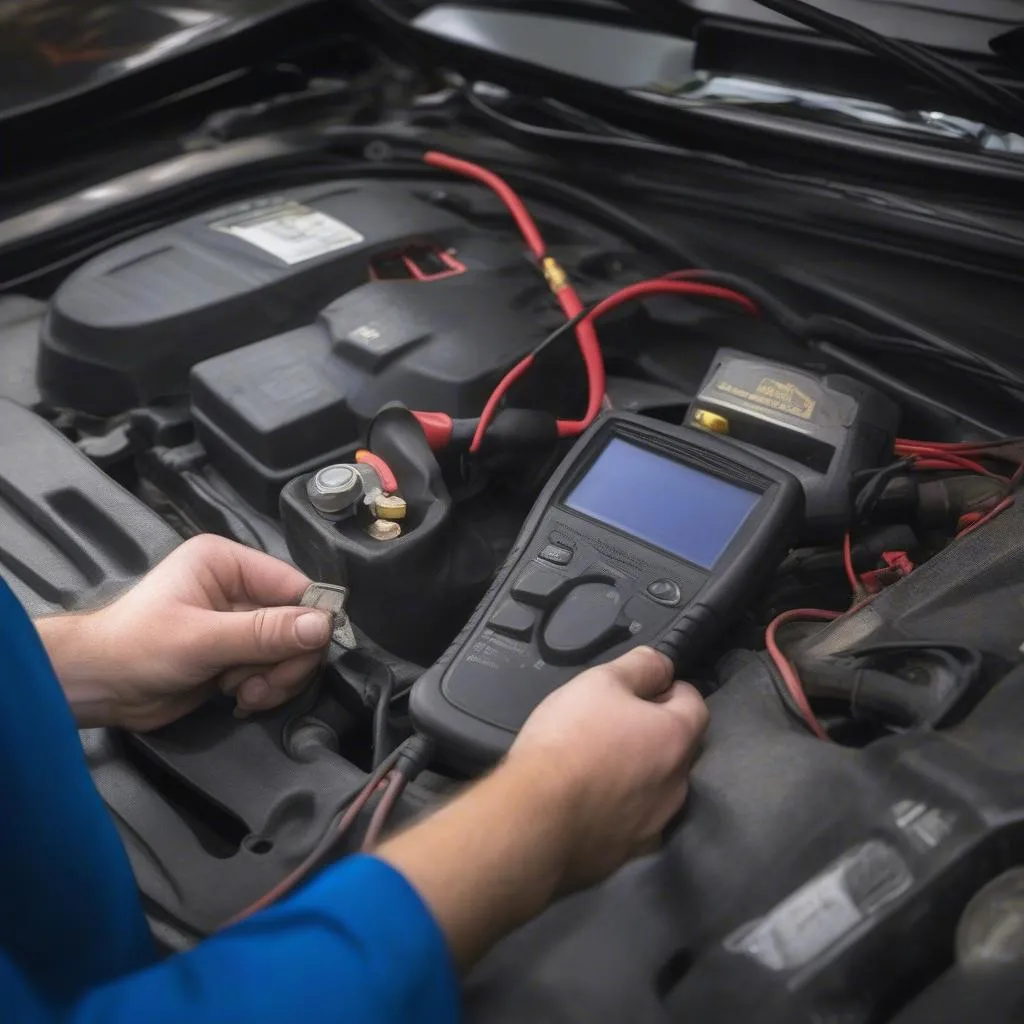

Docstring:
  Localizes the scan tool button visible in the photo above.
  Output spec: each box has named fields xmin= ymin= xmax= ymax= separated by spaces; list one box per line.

xmin=647 ymin=579 xmax=683 ymax=606
xmin=541 ymin=581 xmax=630 ymax=664
xmin=511 ymin=567 xmax=570 ymax=608
xmin=487 ymin=600 xmax=536 ymax=641
xmin=539 ymin=543 xmax=573 ymax=566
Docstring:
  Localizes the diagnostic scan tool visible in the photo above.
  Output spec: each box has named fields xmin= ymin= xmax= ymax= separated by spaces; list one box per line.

xmin=412 ymin=413 xmax=802 ymax=767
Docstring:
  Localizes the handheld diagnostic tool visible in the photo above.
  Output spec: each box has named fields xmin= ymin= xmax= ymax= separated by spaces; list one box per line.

xmin=411 ymin=413 xmax=802 ymax=768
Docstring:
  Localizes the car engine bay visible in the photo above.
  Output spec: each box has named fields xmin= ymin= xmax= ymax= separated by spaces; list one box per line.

xmin=2 ymin=109 xmax=1024 ymax=1021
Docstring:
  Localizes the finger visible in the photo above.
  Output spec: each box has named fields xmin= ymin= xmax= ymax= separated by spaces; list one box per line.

xmin=234 ymin=652 xmax=322 ymax=716
xmin=602 ymin=646 xmax=675 ymax=700
xmin=231 ymin=546 xmax=312 ymax=607
xmin=220 ymin=663 xmax=267 ymax=697
xmin=658 ymin=682 xmax=710 ymax=745
xmin=182 ymin=535 xmax=312 ymax=607
xmin=195 ymin=606 xmax=331 ymax=670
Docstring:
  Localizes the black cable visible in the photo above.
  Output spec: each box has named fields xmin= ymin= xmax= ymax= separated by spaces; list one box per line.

xmin=226 ymin=737 xmax=413 ymax=922
xmin=668 ymin=269 xmax=804 ymax=334
xmin=805 ymin=316 xmax=1024 ymax=399
xmin=741 ymin=0 xmax=1024 ymax=130
xmin=816 ymin=341 xmax=1004 ymax=438
xmin=361 ymin=734 xmax=437 ymax=850
xmin=463 ymin=87 xmax=1010 ymax=218
xmin=311 ymin=740 xmax=408 ymax=864
xmin=853 ymin=457 xmax=914 ymax=521
xmin=530 ymin=265 xmax=1024 ymax=410
xmin=787 ymin=271 xmax=1024 ymax=394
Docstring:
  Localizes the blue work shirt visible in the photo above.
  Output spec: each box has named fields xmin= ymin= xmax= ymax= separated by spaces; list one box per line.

xmin=0 ymin=578 xmax=459 ymax=1023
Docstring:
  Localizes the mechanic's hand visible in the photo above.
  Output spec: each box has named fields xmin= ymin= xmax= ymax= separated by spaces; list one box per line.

xmin=38 ymin=535 xmax=331 ymax=731
xmin=377 ymin=646 xmax=708 ymax=968
xmin=509 ymin=646 xmax=708 ymax=890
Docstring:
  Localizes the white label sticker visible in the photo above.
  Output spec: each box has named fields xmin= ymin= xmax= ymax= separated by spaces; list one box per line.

xmin=728 ymin=871 xmax=863 ymax=971
xmin=725 ymin=841 xmax=912 ymax=971
xmin=212 ymin=202 xmax=364 ymax=264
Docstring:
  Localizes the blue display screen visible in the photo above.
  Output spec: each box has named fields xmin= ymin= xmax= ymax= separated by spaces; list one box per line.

xmin=565 ymin=438 xmax=760 ymax=569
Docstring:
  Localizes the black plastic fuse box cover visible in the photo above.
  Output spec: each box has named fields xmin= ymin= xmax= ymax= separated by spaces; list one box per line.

xmin=38 ymin=182 xmax=473 ymax=414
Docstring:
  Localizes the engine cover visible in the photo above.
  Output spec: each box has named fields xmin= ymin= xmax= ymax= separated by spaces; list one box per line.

xmin=189 ymin=235 xmax=561 ymax=512
xmin=38 ymin=182 xmax=495 ymax=414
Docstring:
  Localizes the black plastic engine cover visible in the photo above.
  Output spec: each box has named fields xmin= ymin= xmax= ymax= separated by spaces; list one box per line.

xmin=0 ymin=399 xmax=180 ymax=614
xmin=189 ymin=237 xmax=561 ymax=513
xmin=463 ymin=651 xmax=1024 ymax=1023
xmin=38 ymin=182 xmax=479 ymax=414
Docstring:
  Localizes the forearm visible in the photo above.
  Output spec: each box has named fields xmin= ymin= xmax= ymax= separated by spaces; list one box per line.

xmin=34 ymin=613 xmax=117 ymax=728
xmin=378 ymin=754 xmax=574 ymax=969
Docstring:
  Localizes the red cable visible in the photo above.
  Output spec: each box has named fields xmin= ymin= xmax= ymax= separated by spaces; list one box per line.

xmin=361 ymin=771 xmax=407 ymax=851
xmin=586 ymin=278 xmax=760 ymax=320
xmin=893 ymin=440 xmax=1009 ymax=480
xmin=842 ymin=531 xmax=858 ymax=593
xmin=554 ymin=279 xmax=758 ymax=438
xmin=896 ymin=437 xmax=1024 ymax=451
xmin=424 ymin=151 xmax=604 ymax=453
xmin=768 ymin=449 xmax=1019 ymax=741
xmin=423 ymin=152 xmax=760 ymax=454
xmin=423 ymin=152 xmax=547 ymax=256
xmin=551 ymin=284 xmax=604 ymax=441
xmin=955 ymin=495 xmax=1015 ymax=538
xmin=911 ymin=456 xmax=1004 ymax=479
xmin=765 ymin=609 xmax=838 ymax=742
xmin=469 ymin=354 xmax=536 ymax=452
xmin=467 ymin=277 xmax=759 ymax=451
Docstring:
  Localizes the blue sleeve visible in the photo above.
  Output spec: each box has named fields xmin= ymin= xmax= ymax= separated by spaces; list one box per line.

xmin=7 ymin=856 xmax=459 ymax=1024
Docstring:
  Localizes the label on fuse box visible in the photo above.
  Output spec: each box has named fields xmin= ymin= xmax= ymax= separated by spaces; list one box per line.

xmin=212 ymin=201 xmax=364 ymax=264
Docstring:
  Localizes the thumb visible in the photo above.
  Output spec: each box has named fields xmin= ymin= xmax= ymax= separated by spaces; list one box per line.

xmin=198 ymin=606 xmax=332 ymax=668
xmin=603 ymin=646 xmax=675 ymax=700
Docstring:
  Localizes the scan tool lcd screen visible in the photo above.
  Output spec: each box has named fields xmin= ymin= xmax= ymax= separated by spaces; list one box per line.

xmin=565 ymin=438 xmax=760 ymax=569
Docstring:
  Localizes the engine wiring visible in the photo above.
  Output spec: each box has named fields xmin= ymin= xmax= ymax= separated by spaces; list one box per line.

xmin=422 ymin=151 xmax=761 ymax=452
xmin=740 ymin=0 xmax=1024 ymax=135
xmin=472 ymin=277 xmax=759 ymax=451
xmin=765 ymin=608 xmax=838 ymax=741
xmin=423 ymin=150 xmax=605 ymax=450
xmin=417 ymin=150 xmax=1024 ymax=454
xmin=422 ymin=150 xmax=1023 ymax=746
xmin=775 ymin=436 xmax=1023 ymax=741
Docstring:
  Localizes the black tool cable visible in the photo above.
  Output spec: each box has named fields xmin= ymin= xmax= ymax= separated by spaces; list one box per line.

xmin=225 ymin=740 xmax=410 ymax=925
